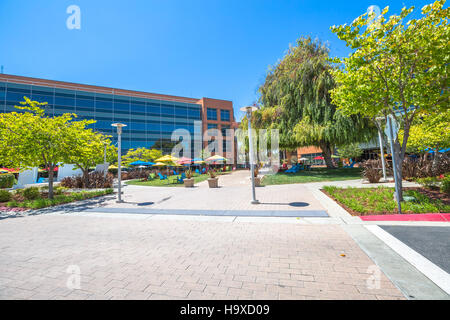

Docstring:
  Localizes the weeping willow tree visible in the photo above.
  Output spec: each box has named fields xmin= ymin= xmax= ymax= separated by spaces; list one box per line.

xmin=253 ymin=37 xmax=374 ymax=168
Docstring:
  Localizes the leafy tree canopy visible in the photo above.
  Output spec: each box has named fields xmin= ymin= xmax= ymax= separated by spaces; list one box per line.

xmin=122 ymin=147 xmax=162 ymax=167
xmin=0 ymin=97 xmax=96 ymax=198
xmin=253 ymin=37 xmax=374 ymax=167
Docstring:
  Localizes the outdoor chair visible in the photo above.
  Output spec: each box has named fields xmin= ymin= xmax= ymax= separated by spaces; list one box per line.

xmin=176 ymin=176 xmax=184 ymax=184
xmin=344 ymin=161 xmax=356 ymax=168
xmin=158 ymin=172 xmax=167 ymax=180
xmin=285 ymin=164 xmax=300 ymax=173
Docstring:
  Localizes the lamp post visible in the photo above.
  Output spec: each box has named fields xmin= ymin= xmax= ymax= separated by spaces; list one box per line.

xmin=240 ymin=105 xmax=260 ymax=204
xmin=111 ymin=123 xmax=127 ymax=203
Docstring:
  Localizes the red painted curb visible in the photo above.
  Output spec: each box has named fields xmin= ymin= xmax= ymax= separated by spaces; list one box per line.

xmin=360 ymin=213 xmax=450 ymax=222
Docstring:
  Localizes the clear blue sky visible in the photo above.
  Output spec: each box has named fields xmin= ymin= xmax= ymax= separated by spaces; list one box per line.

xmin=0 ymin=0 xmax=433 ymax=121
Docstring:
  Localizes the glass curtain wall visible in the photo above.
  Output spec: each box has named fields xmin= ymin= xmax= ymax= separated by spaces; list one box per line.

xmin=0 ymin=81 xmax=202 ymax=156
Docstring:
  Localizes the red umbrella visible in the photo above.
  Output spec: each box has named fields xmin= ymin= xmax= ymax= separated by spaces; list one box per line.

xmin=313 ymin=156 xmax=324 ymax=160
xmin=177 ymin=157 xmax=192 ymax=165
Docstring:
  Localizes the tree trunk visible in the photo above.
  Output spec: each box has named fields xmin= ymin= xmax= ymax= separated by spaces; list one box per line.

xmin=431 ymin=148 xmax=440 ymax=175
xmin=320 ymin=142 xmax=335 ymax=169
xmin=48 ymin=166 xmax=54 ymax=200
xmin=82 ymin=168 xmax=89 ymax=189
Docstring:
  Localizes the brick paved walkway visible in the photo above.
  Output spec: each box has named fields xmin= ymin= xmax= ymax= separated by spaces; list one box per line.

xmin=0 ymin=214 xmax=404 ymax=300
xmin=93 ymin=170 xmax=327 ymax=212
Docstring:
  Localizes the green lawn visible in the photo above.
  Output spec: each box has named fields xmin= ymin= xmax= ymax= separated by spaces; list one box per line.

xmin=126 ymin=172 xmax=226 ymax=187
xmin=262 ymin=168 xmax=362 ymax=185
xmin=323 ymin=186 xmax=450 ymax=215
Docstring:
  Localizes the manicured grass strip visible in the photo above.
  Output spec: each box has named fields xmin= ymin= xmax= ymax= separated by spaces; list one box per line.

xmin=126 ymin=172 xmax=227 ymax=187
xmin=323 ymin=186 xmax=450 ymax=215
xmin=262 ymin=168 xmax=362 ymax=185
xmin=6 ymin=188 xmax=114 ymax=210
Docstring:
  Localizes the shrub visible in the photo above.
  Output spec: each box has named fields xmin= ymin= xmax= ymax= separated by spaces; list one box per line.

xmin=415 ymin=177 xmax=441 ymax=189
xmin=60 ymin=172 xmax=113 ymax=189
xmin=23 ymin=187 xmax=41 ymax=200
xmin=0 ymin=189 xmax=12 ymax=202
xmin=185 ymin=170 xmax=193 ymax=179
xmin=440 ymin=175 xmax=450 ymax=194
xmin=0 ymin=173 xmax=16 ymax=189
xmin=402 ymin=154 xmax=450 ymax=179
xmin=54 ymin=186 xmax=68 ymax=195
xmin=208 ymin=169 xmax=217 ymax=179
xmin=361 ymin=159 xmax=383 ymax=183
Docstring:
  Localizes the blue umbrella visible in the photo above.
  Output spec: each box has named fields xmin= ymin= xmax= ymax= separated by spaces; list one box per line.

xmin=426 ymin=148 xmax=450 ymax=154
xmin=130 ymin=160 xmax=154 ymax=166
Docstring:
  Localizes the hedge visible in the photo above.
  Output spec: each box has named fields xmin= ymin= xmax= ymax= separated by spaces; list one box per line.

xmin=0 ymin=174 xmax=15 ymax=189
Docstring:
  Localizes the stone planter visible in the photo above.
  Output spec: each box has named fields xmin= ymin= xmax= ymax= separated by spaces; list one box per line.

xmin=207 ymin=177 xmax=219 ymax=188
xmin=184 ymin=178 xmax=194 ymax=188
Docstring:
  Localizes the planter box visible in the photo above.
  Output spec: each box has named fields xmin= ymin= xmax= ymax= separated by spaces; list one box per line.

xmin=208 ymin=177 xmax=219 ymax=188
xmin=184 ymin=178 xmax=194 ymax=188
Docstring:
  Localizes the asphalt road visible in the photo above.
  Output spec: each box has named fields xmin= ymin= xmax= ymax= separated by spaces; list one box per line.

xmin=381 ymin=226 xmax=450 ymax=274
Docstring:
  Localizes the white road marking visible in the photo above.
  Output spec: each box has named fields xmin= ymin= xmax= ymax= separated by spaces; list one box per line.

xmin=365 ymin=225 xmax=450 ymax=295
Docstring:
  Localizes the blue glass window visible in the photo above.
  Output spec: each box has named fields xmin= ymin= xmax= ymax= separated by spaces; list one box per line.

xmin=207 ymin=108 xmax=217 ymax=120
xmin=220 ymin=110 xmax=230 ymax=122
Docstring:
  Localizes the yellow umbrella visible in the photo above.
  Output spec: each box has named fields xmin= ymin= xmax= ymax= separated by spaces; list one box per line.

xmin=156 ymin=155 xmax=180 ymax=162
xmin=109 ymin=165 xmax=118 ymax=169
xmin=0 ymin=169 xmax=8 ymax=174
xmin=194 ymin=160 xmax=205 ymax=164
xmin=152 ymin=162 xmax=167 ymax=167
xmin=206 ymin=155 xmax=227 ymax=162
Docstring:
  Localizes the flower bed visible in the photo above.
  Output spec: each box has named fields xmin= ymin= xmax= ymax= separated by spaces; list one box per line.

xmin=0 ymin=187 xmax=114 ymax=210
xmin=322 ymin=186 xmax=450 ymax=216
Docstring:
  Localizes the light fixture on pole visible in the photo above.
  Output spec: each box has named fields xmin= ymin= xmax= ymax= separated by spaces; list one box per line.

xmin=111 ymin=123 xmax=127 ymax=203
xmin=240 ymin=105 xmax=260 ymax=204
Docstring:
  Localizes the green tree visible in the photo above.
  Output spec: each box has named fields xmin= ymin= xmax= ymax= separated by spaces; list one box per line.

xmin=122 ymin=147 xmax=162 ymax=167
xmin=0 ymin=98 xmax=94 ymax=198
xmin=256 ymin=37 xmax=374 ymax=168
xmin=337 ymin=143 xmax=364 ymax=160
xmin=330 ymin=0 xmax=449 ymax=198
xmin=64 ymin=127 xmax=117 ymax=188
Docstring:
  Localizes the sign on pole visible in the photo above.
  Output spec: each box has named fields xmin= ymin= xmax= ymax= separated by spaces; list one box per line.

xmin=387 ymin=115 xmax=402 ymax=214
xmin=384 ymin=116 xmax=399 ymax=142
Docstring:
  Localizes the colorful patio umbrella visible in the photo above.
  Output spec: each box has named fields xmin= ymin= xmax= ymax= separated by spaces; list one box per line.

xmin=299 ymin=157 xmax=309 ymax=161
xmin=206 ymin=155 xmax=227 ymax=162
xmin=177 ymin=157 xmax=192 ymax=165
xmin=108 ymin=165 xmax=118 ymax=169
xmin=0 ymin=168 xmax=8 ymax=173
xmin=1 ymin=168 xmax=20 ymax=173
xmin=313 ymin=156 xmax=324 ymax=160
xmin=193 ymin=160 xmax=206 ymax=164
xmin=129 ymin=160 xmax=154 ymax=166
xmin=156 ymin=155 xmax=180 ymax=162
xmin=152 ymin=162 xmax=167 ymax=167
xmin=38 ymin=167 xmax=59 ymax=172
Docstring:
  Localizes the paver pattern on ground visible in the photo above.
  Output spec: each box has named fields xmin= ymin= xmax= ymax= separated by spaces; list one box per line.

xmin=0 ymin=214 xmax=404 ymax=300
